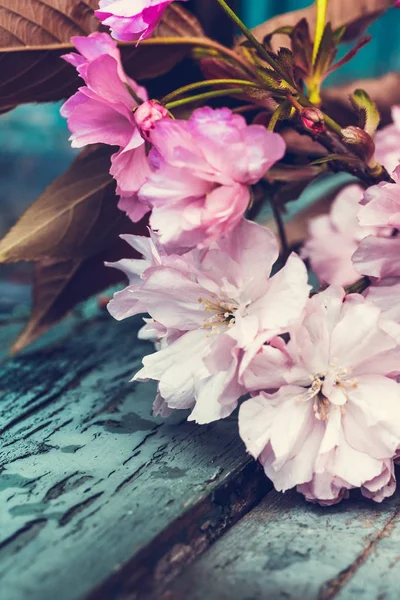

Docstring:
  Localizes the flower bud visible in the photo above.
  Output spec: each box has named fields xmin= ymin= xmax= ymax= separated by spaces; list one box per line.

xmin=300 ymin=107 xmax=326 ymax=134
xmin=341 ymin=126 xmax=375 ymax=163
xmin=134 ymin=100 xmax=170 ymax=141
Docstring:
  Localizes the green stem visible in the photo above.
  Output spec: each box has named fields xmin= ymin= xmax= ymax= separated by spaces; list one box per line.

xmin=214 ymin=0 xmax=281 ymax=72
xmin=268 ymin=100 xmax=291 ymax=131
xmin=162 ymin=79 xmax=261 ymax=104
xmin=165 ymin=88 xmax=245 ymax=110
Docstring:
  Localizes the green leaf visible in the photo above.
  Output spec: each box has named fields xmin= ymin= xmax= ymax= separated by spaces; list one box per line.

xmin=350 ymin=88 xmax=381 ymax=136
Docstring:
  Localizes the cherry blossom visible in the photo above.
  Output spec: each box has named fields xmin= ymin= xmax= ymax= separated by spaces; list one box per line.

xmin=61 ymin=32 xmax=151 ymax=221
xmin=95 ymin=0 xmax=187 ymax=42
xmin=108 ymin=219 xmax=310 ymax=423
xmin=239 ymin=286 xmax=400 ymax=505
xmin=352 ymin=168 xmax=400 ymax=281
xmin=134 ymin=100 xmax=170 ymax=141
xmin=374 ymin=106 xmax=400 ymax=173
xmin=138 ymin=107 xmax=286 ymax=251
xmin=301 ymin=185 xmax=378 ymax=286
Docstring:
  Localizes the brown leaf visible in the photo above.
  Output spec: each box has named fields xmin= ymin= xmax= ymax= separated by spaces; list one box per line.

xmin=322 ymin=73 xmax=400 ymax=127
xmin=248 ymin=0 xmax=393 ymax=52
xmin=0 ymin=3 xmax=205 ymax=111
xmin=280 ymin=128 xmax=328 ymax=157
xmin=0 ymin=146 xmax=127 ymax=262
xmin=11 ymin=234 xmax=143 ymax=354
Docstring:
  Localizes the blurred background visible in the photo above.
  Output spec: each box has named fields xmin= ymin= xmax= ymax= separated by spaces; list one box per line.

xmin=1 ymin=0 xmax=399 ymax=288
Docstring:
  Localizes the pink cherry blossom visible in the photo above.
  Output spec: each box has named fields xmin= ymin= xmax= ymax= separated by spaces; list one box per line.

xmin=95 ymin=0 xmax=187 ymax=42
xmin=374 ymin=106 xmax=400 ymax=173
xmin=365 ymin=278 xmax=400 ymax=323
xmin=301 ymin=184 xmax=380 ymax=286
xmin=61 ymin=32 xmax=151 ymax=221
xmin=239 ymin=286 xmax=400 ymax=505
xmin=358 ymin=166 xmax=400 ymax=229
xmin=108 ymin=219 xmax=310 ymax=423
xmin=352 ymin=169 xmax=399 ymax=280
xmin=353 ymin=235 xmax=400 ymax=279
xmin=135 ymin=100 xmax=170 ymax=141
xmin=138 ymin=107 xmax=286 ymax=251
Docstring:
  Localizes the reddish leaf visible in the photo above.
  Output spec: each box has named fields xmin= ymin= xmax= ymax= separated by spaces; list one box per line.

xmin=0 ymin=3 xmax=206 ymax=111
xmin=11 ymin=233 xmax=145 ymax=354
xmin=0 ymin=146 xmax=123 ymax=262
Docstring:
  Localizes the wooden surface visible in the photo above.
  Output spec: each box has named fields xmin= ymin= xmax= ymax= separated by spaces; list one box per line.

xmin=163 ymin=490 xmax=400 ymax=600
xmin=1 ymin=288 xmax=400 ymax=600
xmin=0 ymin=300 xmax=268 ymax=600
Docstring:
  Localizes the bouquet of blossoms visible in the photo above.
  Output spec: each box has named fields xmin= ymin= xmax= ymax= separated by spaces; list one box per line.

xmin=2 ymin=0 xmax=400 ymax=506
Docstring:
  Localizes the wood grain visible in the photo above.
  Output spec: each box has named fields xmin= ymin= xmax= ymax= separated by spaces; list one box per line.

xmin=162 ymin=488 xmax=400 ymax=600
xmin=0 ymin=307 xmax=269 ymax=600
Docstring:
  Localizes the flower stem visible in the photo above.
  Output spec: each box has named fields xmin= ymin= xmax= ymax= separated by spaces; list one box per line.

xmin=270 ymin=196 xmax=289 ymax=258
xmin=345 ymin=276 xmax=370 ymax=295
xmin=162 ymin=79 xmax=261 ymax=104
xmin=268 ymin=100 xmax=291 ymax=131
xmin=214 ymin=0 xmax=281 ymax=72
xmin=164 ymin=88 xmax=245 ymax=110
xmin=312 ymin=0 xmax=328 ymax=64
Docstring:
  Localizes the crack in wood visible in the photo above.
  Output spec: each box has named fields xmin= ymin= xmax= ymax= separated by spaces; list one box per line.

xmin=86 ymin=460 xmax=270 ymax=600
xmin=318 ymin=507 xmax=400 ymax=600
xmin=58 ymin=492 xmax=104 ymax=527
xmin=0 ymin=364 xmax=96 ymax=435
xmin=43 ymin=472 xmax=93 ymax=502
xmin=0 ymin=519 xmax=47 ymax=558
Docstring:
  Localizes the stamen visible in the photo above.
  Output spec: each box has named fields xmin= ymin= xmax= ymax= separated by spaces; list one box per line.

xmin=198 ymin=296 xmax=239 ymax=334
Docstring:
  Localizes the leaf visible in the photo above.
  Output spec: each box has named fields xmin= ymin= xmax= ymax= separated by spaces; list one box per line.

xmin=263 ymin=26 xmax=294 ymax=49
xmin=255 ymin=67 xmax=288 ymax=93
xmin=11 ymin=235 xmax=142 ymax=354
xmin=267 ymin=164 xmax=322 ymax=183
xmin=350 ymin=88 xmax=381 ymax=136
xmin=326 ymin=35 xmax=371 ymax=76
xmin=248 ymin=0 xmax=393 ymax=52
xmin=313 ymin=24 xmax=338 ymax=80
xmin=200 ymin=55 xmax=255 ymax=83
xmin=322 ymin=73 xmax=400 ymax=127
xmin=311 ymin=154 xmax=361 ymax=166
xmin=280 ymin=128 xmax=328 ymax=157
xmin=0 ymin=3 xmax=205 ymax=111
xmin=290 ymin=19 xmax=313 ymax=77
xmin=0 ymin=146 xmax=127 ymax=262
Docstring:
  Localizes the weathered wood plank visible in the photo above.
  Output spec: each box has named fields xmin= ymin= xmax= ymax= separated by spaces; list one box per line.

xmin=162 ymin=489 xmax=400 ymax=600
xmin=0 ymin=310 xmax=269 ymax=600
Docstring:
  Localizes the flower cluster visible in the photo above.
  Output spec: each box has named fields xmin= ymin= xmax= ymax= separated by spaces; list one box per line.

xmin=58 ymin=2 xmax=400 ymax=506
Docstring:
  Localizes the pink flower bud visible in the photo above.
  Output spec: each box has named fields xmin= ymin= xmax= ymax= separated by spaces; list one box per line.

xmin=300 ymin=107 xmax=326 ymax=134
xmin=395 ymin=1 xmax=400 ymax=7
xmin=134 ymin=100 xmax=170 ymax=141
xmin=341 ymin=126 xmax=375 ymax=163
